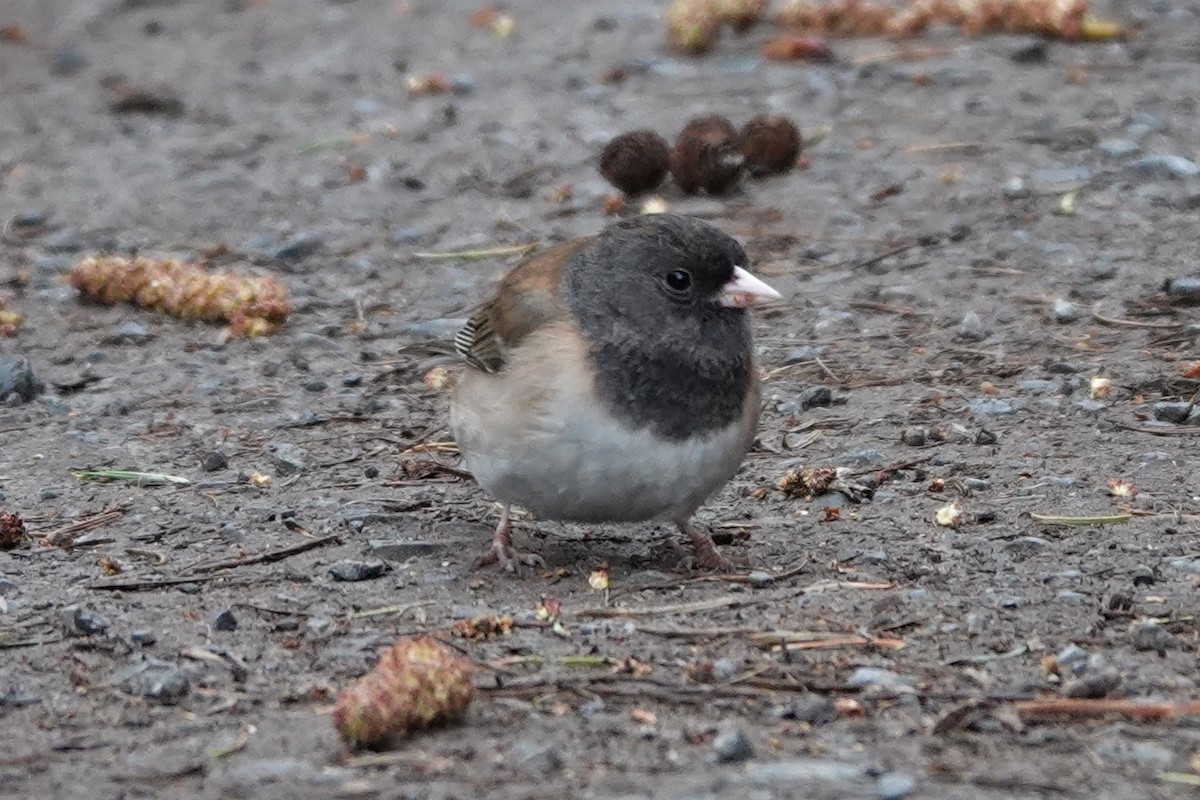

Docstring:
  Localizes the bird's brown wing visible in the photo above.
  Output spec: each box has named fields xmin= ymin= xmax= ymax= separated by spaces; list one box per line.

xmin=454 ymin=239 xmax=586 ymax=373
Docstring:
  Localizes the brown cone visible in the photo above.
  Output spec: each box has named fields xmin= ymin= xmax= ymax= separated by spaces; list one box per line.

xmin=671 ymin=114 xmax=743 ymax=195
xmin=738 ymin=114 xmax=802 ymax=175
xmin=599 ymin=130 xmax=671 ymax=195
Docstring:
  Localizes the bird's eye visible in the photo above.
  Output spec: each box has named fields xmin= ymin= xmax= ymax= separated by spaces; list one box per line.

xmin=665 ymin=269 xmax=692 ymax=292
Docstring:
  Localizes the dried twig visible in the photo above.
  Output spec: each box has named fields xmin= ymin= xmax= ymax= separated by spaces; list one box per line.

xmin=186 ymin=534 xmax=340 ymax=574
xmin=1013 ymin=698 xmax=1200 ymax=721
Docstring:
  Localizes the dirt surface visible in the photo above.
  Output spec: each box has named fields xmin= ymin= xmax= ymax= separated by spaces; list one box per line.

xmin=3 ymin=1 xmax=1200 ymax=798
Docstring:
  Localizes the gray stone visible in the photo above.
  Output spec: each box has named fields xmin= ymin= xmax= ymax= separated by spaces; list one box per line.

xmin=1002 ymin=176 xmax=1030 ymax=199
xmin=1153 ymin=401 xmax=1193 ymax=424
xmin=111 ymin=658 xmax=191 ymax=704
xmin=213 ymin=609 xmax=238 ymax=632
xmin=956 ymin=310 xmax=988 ymax=341
xmin=968 ymin=398 xmax=1013 ymax=416
xmin=62 ymin=606 xmax=109 ymax=636
xmin=272 ymin=232 xmax=324 ymax=261
xmin=1129 ymin=621 xmax=1174 ymax=652
xmin=1052 ymin=298 xmax=1079 ymax=323
xmin=1132 ymin=153 xmax=1199 ymax=178
xmin=1097 ymin=138 xmax=1140 ymax=158
xmin=103 ymin=321 xmax=152 ymax=345
xmin=848 ymin=667 xmax=912 ymax=690
xmin=877 ymin=772 xmax=917 ymax=799
xmin=711 ymin=727 xmax=755 ymax=763
xmin=746 ymin=571 xmax=774 ymax=589
xmin=0 ymin=356 xmax=44 ymax=404
xmin=329 ymin=560 xmax=389 ymax=582
xmin=265 ymin=441 xmax=307 ymax=475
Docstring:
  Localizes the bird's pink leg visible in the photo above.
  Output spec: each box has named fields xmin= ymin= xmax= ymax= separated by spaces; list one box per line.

xmin=473 ymin=505 xmax=546 ymax=573
xmin=677 ymin=519 xmax=735 ymax=572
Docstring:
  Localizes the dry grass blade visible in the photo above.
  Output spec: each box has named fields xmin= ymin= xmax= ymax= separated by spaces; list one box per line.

xmin=411 ymin=242 xmax=540 ymax=261
xmin=1029 ymin=512 xmax=1132 ymax=526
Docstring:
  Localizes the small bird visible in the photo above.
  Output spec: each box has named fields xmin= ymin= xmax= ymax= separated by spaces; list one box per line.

xmin=450 ymin=214 xmax=781 ymax=572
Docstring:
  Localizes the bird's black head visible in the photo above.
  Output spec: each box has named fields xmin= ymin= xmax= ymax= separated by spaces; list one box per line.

xmin=563 ymin=214 xmax=778 ymax=439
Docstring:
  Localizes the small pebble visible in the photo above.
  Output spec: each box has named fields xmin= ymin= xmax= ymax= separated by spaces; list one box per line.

xmin=103 ymin=320 xmax=152 ymax=345
xmin=302 ymin=380 xmax=328 ymax=393
xmin=1164 ymin=276 xmax=1200 ymax=300
xmin=797 ymin=386 xmax=832 ymax=410
xmin=877 ymin=771 xmax=917 ymax=800
xmin=1052 ymin=298 xmax=1079 ymax=323
xmin=1097 ymin=138 xmax=1140 ymax=158
xmin=1153 ymin=401 xmax=1193 ymax=424
xmin=746 ymin=571 xmax=774 ymax=589
xmin=956 ymin=310 xmax=988 ymax=341
xmin=711 ymin=727 xmax=754 ymax=763
xmin=212 ymin=609 xmax=238 ymax=632
xmin=199 ymin=451 xmax=229 ymax=472
xmin=342 ymin=372 xmax=362 ymax=387
xmin=900 ymin=427 xmax=927 ymax=446
xmin=1129 ymin=621 xmax=1173 ymax=652
xmin=329 ymin=560 xmax=389 ymax=582
xmin=1002 ymin=176 xmax=1030 ymax=199
xmin=63 ymin=607 xmax=109 ymax=636
xmin=112 ymin=659 xmax=191 ymax=704
xmin=130 ymin=630 xmax=157 ymax=647
xmin=272 ymin=232 xmax=324 ymax=261
xmin=1130 ymin=154 xmax=1199 ymax=179
xmin=848 ymin=667 xmax=912 ymax=691
xmin=0 ymin=356 xmax=45 ymax=404
xmin=266 ymin=442 xmax=307 ymax=475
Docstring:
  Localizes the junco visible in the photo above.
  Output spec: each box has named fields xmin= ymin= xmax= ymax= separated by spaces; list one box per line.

xmin=450 ymin=214 xmax=781 ymax=572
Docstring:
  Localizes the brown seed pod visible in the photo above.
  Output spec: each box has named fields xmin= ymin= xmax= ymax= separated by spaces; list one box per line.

xmin=671 ymin=114 xmax=743 ymax=195
xmin=738 ymin=114 xmax=803 ymax=175
xmin=333 ymin=636 xmax=475 ymax=748
xmin=0 ymin=512 xmax=25 ymax=550
xmin=598 ymin=130 xmax=671 ymax=196
xmin=666 ymin=0 xmax=721 ymax=55
xmin=717 ymin=0 xmax=768 ymax=32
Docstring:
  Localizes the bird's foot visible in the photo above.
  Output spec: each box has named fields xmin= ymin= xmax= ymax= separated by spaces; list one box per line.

xmin=472 ymin=510 xmax=545 ymax=574
xmin=472 ymin=540 xmax=546 ymax=573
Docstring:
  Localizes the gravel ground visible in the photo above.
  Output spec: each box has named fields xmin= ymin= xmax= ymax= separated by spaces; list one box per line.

xmin=2 ymin=1 xmax=1200 ymax=798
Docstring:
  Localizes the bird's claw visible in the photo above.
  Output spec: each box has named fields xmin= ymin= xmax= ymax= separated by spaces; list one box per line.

xmin=472 ymin=542 xmax=545 ymax=574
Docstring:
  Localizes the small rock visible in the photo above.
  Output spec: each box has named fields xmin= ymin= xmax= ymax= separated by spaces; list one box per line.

xmin=1046 ymin=361 xmax=1081 ymax=374
xmin=797 ymin=386 xmax=833 ymax=410
xmin=711 ymin=727 xmax=754 ymax=763
xmin=272 ymin=232 xmax=324 ymax=262
xmin=785 ymin=695 xmax=837 ymax=724
xmin=961 ymin=477 xmax=992 ymax=492
xmin=968 ymin=398 xmax=1013 ymax=416
xmin=1164 ymin=276 xmax=1200 ymax=300
xmin=329 ymin=560 xmax=389 ymax=582
xmin=746 ymin=571 xmax=774 ymax=589
xmin=1131 ymin=154 xmax=1199 ymax=179
xmin=900 ymin=426 xmax=928 ymax=446
xmin=305 ymin=616 xmax=332 ymax=635
xmin=342 ymin=372 xmax=362 ymax=387
xmin=1002 ymin=536 xmax=1052 ymax=555
xmin=62 ymin=606 xmax=109 ymax=636
xmin=199 ymin=451 xmax=228 ymax=472
xmin=0 ymin=356 xmax=45 ymax=404
xmin=1008 ymin=39 xmax=1048 ymax=63
xmin=877 ymin=771 xmax=917 ymax=799
xmin=848 ymin=667 xmax=912 ymax=691
xmin=1065 ymin=665 xmax=1121 ymax=698
xmin=103 ymin=321 xmax=152 ymax=345
xmin=1097 ymin=138 xmax=1140 ymax=159
xmin=50 ymin=48 xmax=88 ymax=76
xmin=1131 ymin=565 xmax=1158 ymax=586
xmin=1052 ymin=298 xmax=1079 ymax=323
xmin=212 ymin=609 xmax=238 ymax=632
xmin=1152 ymin=401 xmax=1193 ymax=423
xmin=112 ymin=659 xmax=190 ymax=704
xmin=265 ymin=442 xmax=307 ymax=475
xmin=781 ymin=345 xmax=825 ymax=365
xmin=956 ymin=310 xmax=988 ymax=341
xmin=511 ymin=741 xmax=564 ymax=778
xmin=1002 ymin=176 xmax=1030 ymax=199
xmin=1129 ymin=621 xmax=1174 ymax=652
xmin=130 ymin=630 xmax=156 ymax=647
xmin=1054 ymin=644 xmax=1089 ymax=675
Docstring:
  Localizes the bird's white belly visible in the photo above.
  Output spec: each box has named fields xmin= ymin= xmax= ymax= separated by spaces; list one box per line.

xmin=454 ymin=390 xmax=751 ymax=524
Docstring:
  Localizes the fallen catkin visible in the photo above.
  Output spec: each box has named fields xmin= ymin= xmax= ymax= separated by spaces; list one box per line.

xmin=69 ymin=255 xmax=289 ymax=336
xmin=333 ymin=636 xmax=475 ymax=748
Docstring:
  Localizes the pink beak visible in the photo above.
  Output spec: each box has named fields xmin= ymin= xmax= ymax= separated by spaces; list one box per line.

xmin=718 ymin=266 xmax=783 ymax=309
